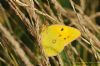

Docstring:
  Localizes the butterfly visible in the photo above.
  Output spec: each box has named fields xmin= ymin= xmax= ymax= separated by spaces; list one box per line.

xmin=41 ymin=25 xmax=81 ymax=57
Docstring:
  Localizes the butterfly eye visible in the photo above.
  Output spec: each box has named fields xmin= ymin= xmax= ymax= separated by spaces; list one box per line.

xmin=52 ymin=39 xmax=56 ymax=44
xmin=61 ymin=28 xmax=64 ymax=31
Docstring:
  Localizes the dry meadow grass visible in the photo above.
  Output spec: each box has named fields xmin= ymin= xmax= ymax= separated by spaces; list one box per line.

xmin=0 ymin=0 xmax=100 ymax=66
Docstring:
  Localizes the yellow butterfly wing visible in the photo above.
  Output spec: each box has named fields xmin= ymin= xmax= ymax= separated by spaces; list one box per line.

xmin=41 ymin=25 xmax=81 ymax=57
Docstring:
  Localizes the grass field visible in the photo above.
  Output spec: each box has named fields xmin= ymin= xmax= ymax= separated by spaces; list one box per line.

xmin=0 ymin=0 xmax=100 ymax=66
